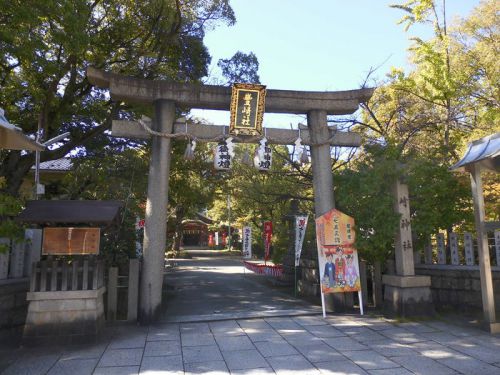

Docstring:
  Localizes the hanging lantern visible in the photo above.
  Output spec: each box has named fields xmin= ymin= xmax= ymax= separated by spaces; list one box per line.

xmin=214 ymin=139 xmax=232 ymax=170
xmin=254 ymin=138 xmax=272 ymax=171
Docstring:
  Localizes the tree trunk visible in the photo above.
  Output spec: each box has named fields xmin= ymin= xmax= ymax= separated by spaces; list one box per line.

xmin=171 ymin=205 xmax=185 ymax=255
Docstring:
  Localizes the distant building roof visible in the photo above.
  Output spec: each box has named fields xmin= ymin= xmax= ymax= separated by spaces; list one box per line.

xmin=451 ymin=132 xmax=500 ymax=172
xmin=31 ymin=158 xmax=73 ymax=172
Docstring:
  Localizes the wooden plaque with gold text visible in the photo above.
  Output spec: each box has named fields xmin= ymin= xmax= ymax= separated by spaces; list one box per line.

xmin=229 ymin=83 xmax=266 ymax=136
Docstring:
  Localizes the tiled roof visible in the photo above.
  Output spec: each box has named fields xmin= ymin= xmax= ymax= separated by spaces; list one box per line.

xmin=32 ymin=158 xmax=73 ymax=171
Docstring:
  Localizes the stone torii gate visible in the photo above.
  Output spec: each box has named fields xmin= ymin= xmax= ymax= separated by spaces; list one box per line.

xmin=86 ymin=67 xmax=374 ymax=321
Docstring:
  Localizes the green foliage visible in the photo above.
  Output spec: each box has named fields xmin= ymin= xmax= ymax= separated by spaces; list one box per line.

xmin=335 ymin=145 xmax=400 ymax=262
xmin=217 ymin=51 xmax=260 ymax=84
xmin=62 ymin=148 xmax=149 ymax=265
xmin=406 ymin=158 xmax=473 ymax=249
xmin=208 ymin=144 xmax=314 ymax=264
xmin=0 ymin=0 xmax=236 ymax=195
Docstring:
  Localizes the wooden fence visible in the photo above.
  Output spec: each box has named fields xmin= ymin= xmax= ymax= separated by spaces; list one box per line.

xmin=30 ymin=257 xmax=105 ymax=292
xmin=106 ymin=259 xmax=140 ymax=322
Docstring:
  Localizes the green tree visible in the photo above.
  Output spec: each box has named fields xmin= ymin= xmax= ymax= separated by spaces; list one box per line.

xmin=217 ymin=51 xmax=260 ymax=84
xmin=0 ymin=0 xmax=236 ymax=195
xmin=62 ymin=148 xmax=149 ymax=265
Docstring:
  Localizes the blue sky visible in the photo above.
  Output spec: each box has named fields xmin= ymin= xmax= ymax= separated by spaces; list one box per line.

xmin=190 ymin=0 xmax=480 ymax=126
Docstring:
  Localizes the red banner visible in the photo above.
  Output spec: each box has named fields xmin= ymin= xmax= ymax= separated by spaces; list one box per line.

xmin=264 ymin=221 xmax=273 ymax=261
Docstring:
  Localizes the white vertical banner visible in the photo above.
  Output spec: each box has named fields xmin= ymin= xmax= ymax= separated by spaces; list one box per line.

xmin=464 ymin=232 xmax=475 ymax=266
xmin=242 ymin=226 xmax=252 ymax=259
xmin=495 ymin=230 xmax=500 ymax=267
xmin=215 ymin=232 xmax=219 ymax=246
xmin=294 ymin=215 xmax=308 ymax=267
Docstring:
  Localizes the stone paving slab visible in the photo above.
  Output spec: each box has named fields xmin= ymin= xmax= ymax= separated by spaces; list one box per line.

xmin=266 ymin=354 xmax=321 ymax=374
xmin=315 ymin=359 xmax=369 ymax=374
xmin=182 ymin=345 xmax=223 ymax=363
xmin=184 ymin=360 xmax=229 ymax=375
xmin=391 ymin=354 xmax=458 ymax=374
xmin=221 ymin=349 xmax=268 ymax=371
xmin=3 ymin=313 xmax=500 ymax=375
xmin=47 ymin=358 xmax=99 ymax=375
xmin=139 ymin=354 xmax=184 ymax=374
xmin=215 ymin=335 xmax=254 ymax=351
xmin=93 ymin=366 xmax=139 ymax=375
xmin=254 ymin=340 xmax=299 ymax=357
xmin=295 ymin=343 xmax=344 ymax=363
xmin=97 ymin=348 xmax=143 ymax=367
xmin=144 ymin=340 xmax=182 ymax=357
xmin=342 ymin=349 xmax=400 ymax=370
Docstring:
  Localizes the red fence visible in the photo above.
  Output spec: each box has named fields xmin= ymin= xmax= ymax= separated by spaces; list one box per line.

xmin=243 ymin=261 xmax=283 ymax=278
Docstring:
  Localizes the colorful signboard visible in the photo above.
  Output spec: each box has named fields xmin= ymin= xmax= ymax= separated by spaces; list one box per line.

xmin=42 ymin=227 xmax=100 ymax=255
xmin=315 ymin=209 xmax=360 ymax=294
xmin=242 ymin=226 xmax=252 ymax=259
xmin=294 ymin=215 xmax=308 ymax=267
xmin=229 ymin=83 xmax=266 ymax=136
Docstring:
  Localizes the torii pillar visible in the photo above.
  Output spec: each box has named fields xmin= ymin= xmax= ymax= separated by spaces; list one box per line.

xmin=86 ymin=67 xmax=374 ymax=322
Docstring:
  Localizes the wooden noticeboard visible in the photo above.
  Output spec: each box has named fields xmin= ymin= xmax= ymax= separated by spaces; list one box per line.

xmin=42 ymin=227 xmax=100 ymax=255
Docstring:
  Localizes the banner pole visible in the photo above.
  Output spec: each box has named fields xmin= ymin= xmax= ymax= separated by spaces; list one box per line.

xmin=320 ymin=291 xmax=326 ymax=318
xmin=358 ymin=290 xmax=364 ymax=315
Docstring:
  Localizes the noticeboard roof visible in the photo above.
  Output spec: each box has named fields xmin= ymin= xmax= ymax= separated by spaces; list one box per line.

xmin=17 ymin=200 xmax=124 ymax=225
xmin=451 ymin=132 xmax=500 ymax=172
xmin=0 ymin=109 xmax=45 ymax=151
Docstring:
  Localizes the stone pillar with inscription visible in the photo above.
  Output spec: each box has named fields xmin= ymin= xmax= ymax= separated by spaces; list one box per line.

xmin=382 ymin=179 xmax=434 ymax=316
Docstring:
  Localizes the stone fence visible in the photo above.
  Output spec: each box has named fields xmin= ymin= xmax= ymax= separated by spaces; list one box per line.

xmin=415 ymin=264 xmax=500 ymax=311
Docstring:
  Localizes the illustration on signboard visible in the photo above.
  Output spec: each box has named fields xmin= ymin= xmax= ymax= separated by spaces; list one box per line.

xmin=316 ymin=208 xmax=361 ymax=294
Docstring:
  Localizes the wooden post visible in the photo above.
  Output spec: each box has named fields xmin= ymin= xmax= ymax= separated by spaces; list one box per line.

xmin=61 ymin=260 xmax=68 ymax=291
xmin=469 ymin=164 xmax=497 ymax=327
xmin=40 ymin=260 xmax=48 ymax=292
xmin=72 ymin=260 xmax=79 ymax=290
xmin=494 ymin=230 xmax=500 ymax=267
xmin=50 ymin=260 xmax=58 ymax=291
xmin=359 ymin=260 xmax=368 ymax=309
xmin=82 ymin=259 xmax=89 ymax=290
xmin=107 ymin=267 xmax=118 ymax=321
xmin=128 ymin=259 xmax=140 ymax=321
xmin=372 ymin=261 xmax=383 ymax=308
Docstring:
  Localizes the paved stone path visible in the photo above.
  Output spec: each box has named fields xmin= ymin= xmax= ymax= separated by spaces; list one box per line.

xmin=2 ymin=253 xmax=500 ymax=374
xmin=2 ymin=314 xmax=500 ymax=374
xmin=162 ymin=255 xmax=321 ymax=322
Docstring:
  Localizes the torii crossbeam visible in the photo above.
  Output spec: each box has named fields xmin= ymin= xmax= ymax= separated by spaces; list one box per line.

xmin=87 ymin=67 xmax=374 ymax=322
